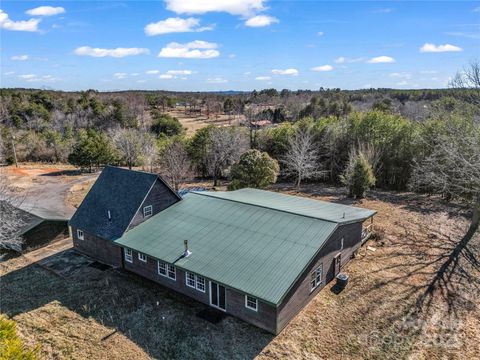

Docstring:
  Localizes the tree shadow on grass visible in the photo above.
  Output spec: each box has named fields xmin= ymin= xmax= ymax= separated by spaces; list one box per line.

xmin=0 ymin=250 xmax=273 ymax=359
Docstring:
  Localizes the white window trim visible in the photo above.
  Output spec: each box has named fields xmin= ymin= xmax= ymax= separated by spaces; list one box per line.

xmin=158 ymin=261 xmax=176 ymax=280
xmin=185 ymin=272 xmax=206 ymax=293
xmin=310 ymin=264 xmax=323 ymax=292
xmin=186 ymin=272 xmax=196 ymax=288
xmin=196 ymin=276 xmax=206 ymax=293
xmin=77 ymin=229 xmax=84 ymax=240
xmin=138 ymin=252 xmax=147 ymax=262
xmin=125 ymin=248 xmax=133 ymax=263
xmin=245 ymin=295 xmax=258 ymax=312
xmin=143 ymin=205 xmax=153 ymax=217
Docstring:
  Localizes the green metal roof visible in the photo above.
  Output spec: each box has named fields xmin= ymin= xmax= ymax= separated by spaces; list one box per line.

xmin=197 ymin=188 xmax=376 ymax=224
xmin=114 ymin=191 xmax=346 ymax=305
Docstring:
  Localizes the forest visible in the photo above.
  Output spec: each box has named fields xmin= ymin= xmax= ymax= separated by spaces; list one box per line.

xmin=1 ymin=62 xmax=479 ymax=231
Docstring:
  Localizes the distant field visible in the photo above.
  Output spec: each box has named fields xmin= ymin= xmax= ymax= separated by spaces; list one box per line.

xmin=1 ymin=177 xmax=478 ymax=359
xmin=167 ymin=108 xmax=244 ymax=135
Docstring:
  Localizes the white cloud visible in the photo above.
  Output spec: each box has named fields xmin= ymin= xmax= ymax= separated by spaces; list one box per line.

xmin=26 ymin=6 xmax=65 ymax=16
xmin=4 ymin=71 xmax=15 ymax=76
xmin=207 ymin=77 xmax=228 ymax=83
xmin=144 ymin=17 xmax=214 ymax=36
xmin=396 ymin=80 xmax=408 ymax=86
xmin=166 ymin=70 xmax=193 ymax=75
xmin=419 ymin=43 xmax=462 ymax=53
xmin=255 ymin=76 xmax=271 ymax=80
xmin=114 ymin=73 xmax=128 ymax=79
xmin=389 ymin=72 xmax=411 ymax=79
xmin=245 ymin=15 xmax=278 ymax=27
xmin=160 ymin=74 xmax=174 ymax=79
xmin=367 ymin=56 xmax=395 ymax=63
xmin=474 ymin=7 xmax=480 ymax=12
xmin=11 ymin=55 xmax=29 ymax=61
xmin=420 ymin=70 xmax=437 ymax=74
xmin=317 ymin=31 xmax=324 ymax=36
xmin=19 ymin=74 xmax=59 ymax=82
xmin=272 ymin=68 xmax=298 ymax=76
xmin=137 ymin=80 xmax=146 ymax=83
xmin=158 ymin=40 xmax=219 ymax=59
xmin=74 ymin=46 xmax=150 ymax=57
xmin=228 ymin=53 xmax=236 ymax=58
xmin=335 ymin=56 xmax=364 ymax=64
xmin=146 ymin=70 xmax=160 ymax=74
xmin=311 ymin=65 xmax=333 ymax=72
xmin=0 ymin=10 xmax=41 ymax=32
xmin=165 ymin=0 xmax=266 ymax=17
xmin=130 ymin=73 xmax=139 ymax=76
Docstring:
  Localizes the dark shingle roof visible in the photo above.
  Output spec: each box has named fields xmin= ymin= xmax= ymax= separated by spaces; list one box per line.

xmin=69 ymin=166 xmax=176 ymax=240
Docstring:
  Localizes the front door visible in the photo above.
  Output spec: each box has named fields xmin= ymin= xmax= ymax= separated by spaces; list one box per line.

xmin=210 ymin=281 xmax=226 ymax=311
xmin=334 ymin=253 xmax=342 ymax=276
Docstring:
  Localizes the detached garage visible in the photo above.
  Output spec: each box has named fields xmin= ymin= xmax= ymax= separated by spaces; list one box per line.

xmin=3 ymin=203 xmax=69 ymax=252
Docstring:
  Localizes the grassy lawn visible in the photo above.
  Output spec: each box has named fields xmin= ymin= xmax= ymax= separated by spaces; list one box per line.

xmin=1 ymin=184 xmax=479 ymax=359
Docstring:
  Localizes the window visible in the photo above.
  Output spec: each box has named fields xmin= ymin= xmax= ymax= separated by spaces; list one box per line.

xmin=310 ymin=264 xmax=323 ymax=291
xmin=245 ymin=295 xmax=258 ymax=311
xmin=138 ymin=252 xmax=147 ymax=262
xmin=77 ymin=229 xmax=84 ymax=240
xmin=143 ymin=205 xmax=153 ymax=217
xmin=185 ymin=272 xmax=206 ymax=292
xmin=125 ymin=248 xmax=133 ymax=263
xmin=158 ymin=261 xmax=176 ymax=280
xmin=186 ymin=272 xmax=196 ymax=288
xmin=196 ymin=276 xmax=206 ymax=292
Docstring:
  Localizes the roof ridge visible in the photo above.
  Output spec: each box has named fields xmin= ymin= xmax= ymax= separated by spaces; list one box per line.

xmin=190 ymin=191 xmax=339 ymax=224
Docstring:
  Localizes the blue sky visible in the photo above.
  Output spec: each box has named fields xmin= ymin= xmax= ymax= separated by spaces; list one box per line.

xmin=1 ymin=1 xmax=479 ymax=91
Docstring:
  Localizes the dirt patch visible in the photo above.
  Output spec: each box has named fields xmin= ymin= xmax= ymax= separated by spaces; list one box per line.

xmin=67 ymin=179 xmax=96 ymax=208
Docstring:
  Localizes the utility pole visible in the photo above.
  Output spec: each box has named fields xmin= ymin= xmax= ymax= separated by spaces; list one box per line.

xmin=11 ymin=134 xmax=18 ymax=168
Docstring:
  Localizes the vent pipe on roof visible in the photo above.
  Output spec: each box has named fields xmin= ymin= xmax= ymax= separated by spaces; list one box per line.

xmin=108 ymin=210 xmax=112 ymax=221
xmin=183 ymin=239 xmax=191 ymax=257
xmin=342 ymin=212 xmax=345 ymax=219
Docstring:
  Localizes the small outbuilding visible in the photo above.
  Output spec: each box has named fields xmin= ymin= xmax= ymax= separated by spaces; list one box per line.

xmin=5 ymin=203 xmax=69 ymax=252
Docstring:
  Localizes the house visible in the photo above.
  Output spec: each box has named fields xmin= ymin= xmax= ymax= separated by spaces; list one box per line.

xmin=70 ymin=166 xmax=376 ymax=334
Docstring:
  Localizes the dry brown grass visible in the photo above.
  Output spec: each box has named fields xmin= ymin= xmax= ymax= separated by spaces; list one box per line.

xmin=167 ymin=109 xmax=244 ymax=135
xmin=1 ymin=182 xmax=479 ymax=359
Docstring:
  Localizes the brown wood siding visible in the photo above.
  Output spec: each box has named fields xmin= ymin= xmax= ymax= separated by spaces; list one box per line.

xmin=123 ymin=249 xmax=277 ymax=334
xmin=72 ymin=226 xmax=122 ymax=267
xmin=22 ymin=220 xmax=69 ymax=252
xmin=276 ymin=222 xmax=363 ymax=334
xmin=127 ymin=179 xmax=179 ymax=231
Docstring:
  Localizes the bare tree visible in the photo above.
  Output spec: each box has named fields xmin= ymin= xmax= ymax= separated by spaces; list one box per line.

xmin=282 ymin=127 xmax=324 ymax=188
xmin=449 ymin=59 xmax=480 ymax=89
xmin=159 ymin=140 xmax=192 ymax=191
xmin=205 ymin=127 xmax=249 ymax=186
xmin=140 ymin=132 xmax=157 ymax=172
xmin=112 ymin=128 xmax=144 ymax=169
xmin=411 ymin=124 xmax=480 ymax=233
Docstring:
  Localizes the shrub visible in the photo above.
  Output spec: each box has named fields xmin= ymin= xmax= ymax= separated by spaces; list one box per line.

xmin=229 ymin=149 xmax=280 ymax=190
xmin=0 ymin=316 xmax=38 ymax=360
xmin=341 ymin=152 xmax=376 ymax=198
xmin=150 ymin=112 xmax=185 ymax=137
